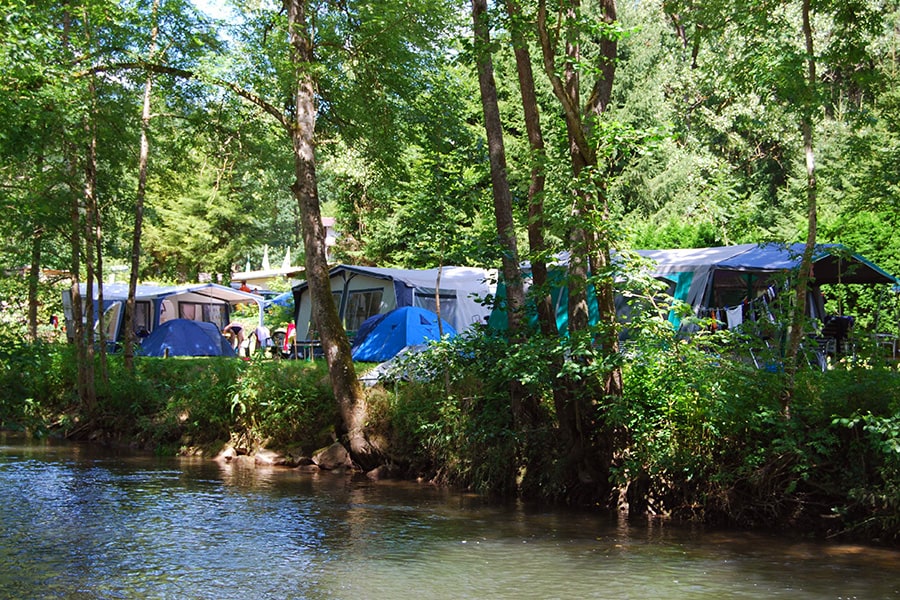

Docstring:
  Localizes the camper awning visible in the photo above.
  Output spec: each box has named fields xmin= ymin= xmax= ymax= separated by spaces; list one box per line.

xmin=714 ymin=243 xmax=898 ymax=285
xmin=75 ymin=282 xmax=266 ymax=326
xmin=637 ymin=243 xmax=898 ymax=285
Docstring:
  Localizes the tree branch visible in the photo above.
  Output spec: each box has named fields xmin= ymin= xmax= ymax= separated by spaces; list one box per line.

xmin=536 ymin=0 xmax=592 ymax=164
xmin=79 ymin=60 xmax=291 ymax=131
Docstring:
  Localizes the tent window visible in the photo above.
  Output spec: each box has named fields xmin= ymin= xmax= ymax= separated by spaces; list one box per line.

xmin=179 ymin=302 xmax=228 ymax=330
xmin=179 ymin=302 xmax=199 ymax=321
xmin=134 ymin=301 xmax=151 ymax=334
xmin=100 ymin=302 xmax=122 ymax=341
xmin=414 ymin=290 xmax=457 ymax=325
xmin=345 ymin=289 xmax=383 ymax=333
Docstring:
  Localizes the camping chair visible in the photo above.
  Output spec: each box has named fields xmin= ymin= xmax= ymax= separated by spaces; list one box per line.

xmin=819 ymin=315 xmax=854 ymax=356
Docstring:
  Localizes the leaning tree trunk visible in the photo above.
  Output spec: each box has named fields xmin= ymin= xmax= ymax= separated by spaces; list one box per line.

xmin=286 ymin=0 xmax=381 ymax=471
xmin=472 ymin=0 xmax=525 ymax=338
xmin=472 ymin=0 xmax=534 ymax=442
xmin=505 ymin=0 xmax=556 ymax=339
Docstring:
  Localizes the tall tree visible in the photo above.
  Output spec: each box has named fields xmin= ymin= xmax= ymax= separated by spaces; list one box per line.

xmin=472 ymin=0 xmax=525 ymax=342
xmin=285 ymin=0 xmax=378 ymax=466
xmin=531 ymin=0 xmax=624 ymax=502
xmin=784 ymin=0 xmax=818 ymax=411
xmin=205 ymin=0 xmax=454 ymax=468
xmin=124 ymin=0 xmax=160 ymax=372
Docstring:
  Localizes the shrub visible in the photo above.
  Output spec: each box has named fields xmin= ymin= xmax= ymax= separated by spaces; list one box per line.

xmin=235 ymin=360 xmax=338 ymax=454
xmin=377 ymin=334 xmax=521 ymax=496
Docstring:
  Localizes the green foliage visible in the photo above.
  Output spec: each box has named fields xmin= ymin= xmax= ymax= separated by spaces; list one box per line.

xmin=0 ymin=340 xmax=339 ymax=456
xmin=129 ymin=357 xmax=246 ymax=451
xmin=618 ymin=330 xmax=790 ymax=521
xmin=619 ymin=325 xmax=900 ymax=538
xmin=0 ymin=335 xmax=75 ymax=434
xmin=233 ymin=360 xmax=338 ymax=454
xmin=374 ymin=334 xmax=522 ymax=496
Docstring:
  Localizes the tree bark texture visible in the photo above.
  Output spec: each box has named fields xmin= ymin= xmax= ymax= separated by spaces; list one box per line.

xmin=472 ymin=0 xmax=525 ymax=338
xmin=286 ymin=0 xmax=381 ymax=470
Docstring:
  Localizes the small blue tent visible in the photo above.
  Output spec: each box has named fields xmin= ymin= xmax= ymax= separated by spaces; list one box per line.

xmin=351 ymin=307 xmax=456 ymax=362
xmin=141 ymin=319 xmax=236 ymax=357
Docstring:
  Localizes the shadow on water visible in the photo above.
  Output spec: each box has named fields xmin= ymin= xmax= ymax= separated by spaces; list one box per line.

xmin=1 ymin=433 xmax=899 ymax=599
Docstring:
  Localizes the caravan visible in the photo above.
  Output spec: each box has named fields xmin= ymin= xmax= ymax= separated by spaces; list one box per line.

xmin=290 ymin=264 xmax=495 ymax=342
xmin=62 ymin=282 xmax=265 ymax=350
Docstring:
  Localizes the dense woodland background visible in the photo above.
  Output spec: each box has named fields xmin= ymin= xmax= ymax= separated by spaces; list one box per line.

xmin=2 ymin=0 xmax=898 ymax=285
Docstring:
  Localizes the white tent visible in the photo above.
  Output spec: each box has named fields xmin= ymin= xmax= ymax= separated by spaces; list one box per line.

xmin=291 ymin=264 xmax=496 ymax=340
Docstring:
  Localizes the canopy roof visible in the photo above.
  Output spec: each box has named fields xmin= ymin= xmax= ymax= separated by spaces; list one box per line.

xmin=87 ymin=282 xmax=265 ymax=305
xmin=331 ymin=265 xmax=496 ymax=292
xmin=638 ymin=243 xmax=897 ymax=285
xmin=500 ymin=243 xmax=897 ymax=332
xmin=76 ymin=282 xmax=265 ymax=326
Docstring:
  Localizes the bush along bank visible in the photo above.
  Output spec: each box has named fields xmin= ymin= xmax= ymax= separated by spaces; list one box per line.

xmin=0 ymin=338 xmax=340 ymax=460
xmin=2 ymin=330 xmax=900 ymax=544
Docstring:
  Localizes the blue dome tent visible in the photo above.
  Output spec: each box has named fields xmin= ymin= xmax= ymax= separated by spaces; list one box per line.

xmin=140 ymin=319 xmax=236 ymax=357
xmin=351 ymin=307 xmax=456 ymax=363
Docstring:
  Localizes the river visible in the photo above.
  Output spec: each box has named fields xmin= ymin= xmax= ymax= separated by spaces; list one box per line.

xmin=1 ymin=434 xmax=899 ymax=599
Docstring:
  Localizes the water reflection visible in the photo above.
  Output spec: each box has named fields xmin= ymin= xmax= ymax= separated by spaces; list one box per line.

xmin=1 ymin=434 xmax=899 ymax=599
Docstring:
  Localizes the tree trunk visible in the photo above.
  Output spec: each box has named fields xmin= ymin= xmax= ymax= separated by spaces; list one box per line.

xmin=27 ymin=227 xmax=42 ymax=342
xmin=472 ymin=0 xmax=533 ymax=440
xmin=124 ymin=0 xmax=159 ymax=372
xmin=784 ymin=0 xmax=818 ymax=416
xmin=62 ymin=4 xmax=95 ymax=415
xmin=472 ymin=0 xmax=525 ymax=339
xmin=286 ymin=0 xmax=381 ymax=470
xmin=68 ymin=158 xmax=95 ymax=414
xmin=505 ymin=0 xmax=556 ymax=338
xmin=533 ymin=0 xmax=623 ymax=504
xmin=82 ymin=80 xmax=99 ymax=407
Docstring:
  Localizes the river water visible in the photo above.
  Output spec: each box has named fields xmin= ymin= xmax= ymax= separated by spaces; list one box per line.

xmin=2 ymin=434 xmax=899 ymax=600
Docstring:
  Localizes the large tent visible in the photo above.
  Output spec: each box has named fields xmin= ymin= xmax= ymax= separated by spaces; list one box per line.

xmin=62 ymin=282 xmax=264 ymax=348
xmin=489 ymin=243 xmax=898 ymax=333
xmin=291 ymin=264 xmax=495 ymax=341
xmin=638 ymin=243 xmax=897 ymax=323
